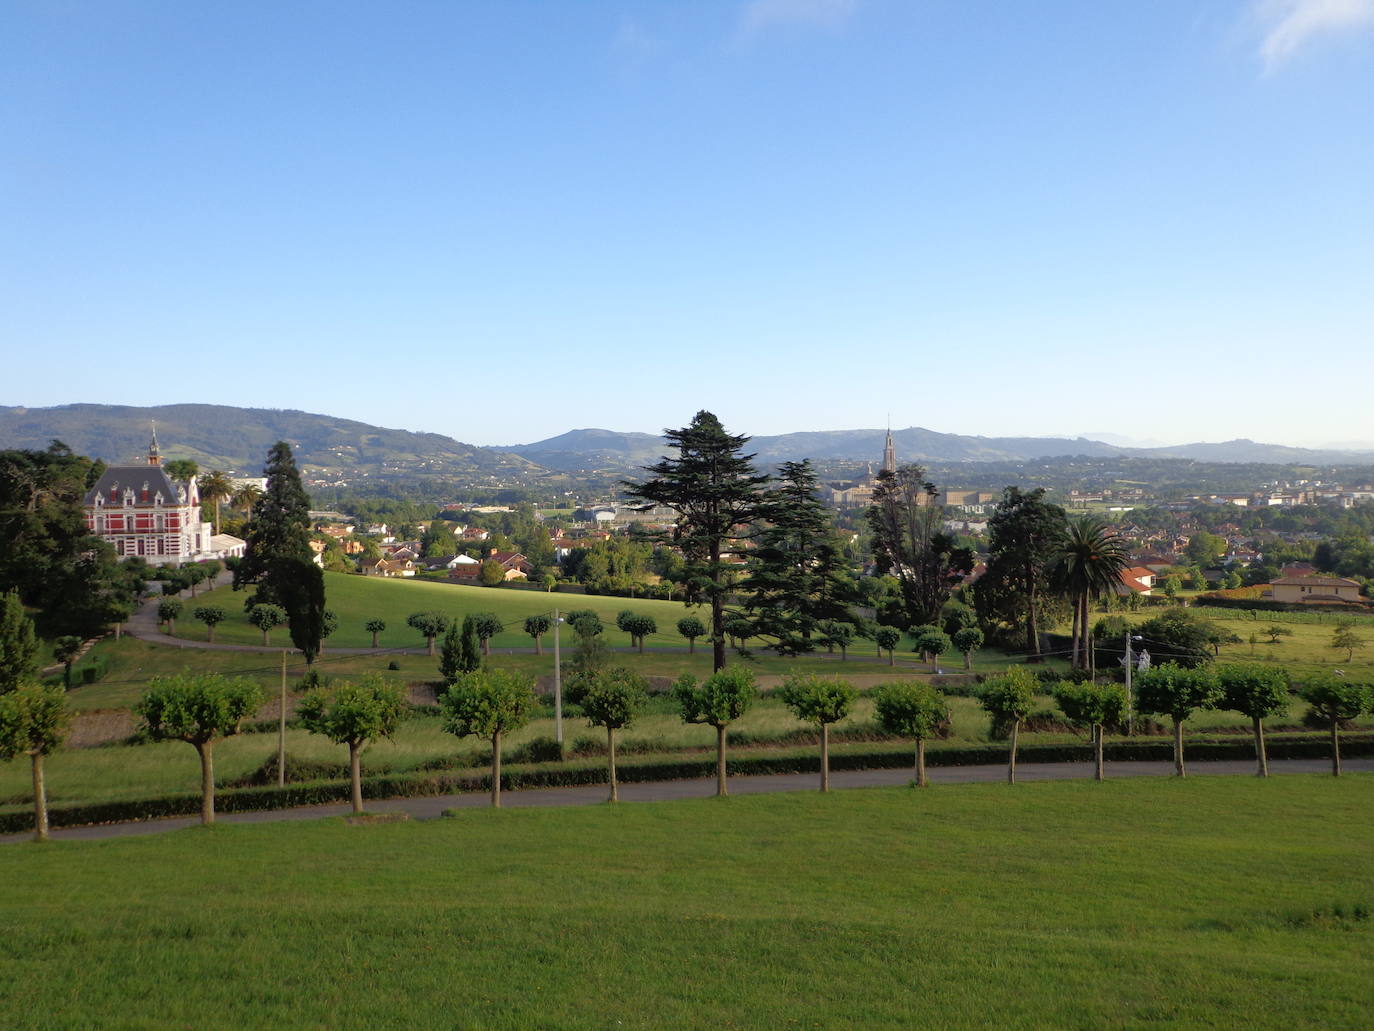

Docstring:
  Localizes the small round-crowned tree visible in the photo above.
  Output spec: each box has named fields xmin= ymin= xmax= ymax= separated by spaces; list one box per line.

xmin=778 ymin=673 xmax=857 ymax=792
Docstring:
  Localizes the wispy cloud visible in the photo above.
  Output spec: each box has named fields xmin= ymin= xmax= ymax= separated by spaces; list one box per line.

xmin=1255 ymin=0 xmax=1374 ymax=67
xmin=738 ymin=0 xmax=857 ymax=37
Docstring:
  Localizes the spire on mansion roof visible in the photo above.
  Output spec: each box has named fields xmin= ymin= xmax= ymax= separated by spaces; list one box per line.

xmin=147 ymin=422 xmax=162 ymax=466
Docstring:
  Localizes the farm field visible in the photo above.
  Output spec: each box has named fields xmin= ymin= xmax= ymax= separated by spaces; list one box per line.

xmin=2 ymin=776 xmax=1372 ymax=1029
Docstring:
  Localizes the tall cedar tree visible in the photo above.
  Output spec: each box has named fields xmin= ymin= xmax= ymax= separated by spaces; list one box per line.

xmin=233 ymin=441 xmax=314 ymax=610
xmin=742 ymin=460 xmax=858 ymax=655
xmin=976 ymin=487 xmax=1066 ymax=656
xmin=623 ymin=411 xmax=768 ymax=672
xmin=277 ymin=557 xmax=327 ymax=663
xmin=867 ymin=465 xmax=974 ymax=629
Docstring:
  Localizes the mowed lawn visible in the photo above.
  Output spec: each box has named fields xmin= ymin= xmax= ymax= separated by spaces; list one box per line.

xmin=2 ymin=776 xmax=1372 ymax=1029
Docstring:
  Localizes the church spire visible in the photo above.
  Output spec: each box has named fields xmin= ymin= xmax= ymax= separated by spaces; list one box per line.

xmin=881 ymin=421 xmax=895 ymax=474
xmin=147 ymin=422 xmax=162 ymax=466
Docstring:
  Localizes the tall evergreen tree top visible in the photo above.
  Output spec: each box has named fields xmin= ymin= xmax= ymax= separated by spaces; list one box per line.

xmin=234 ymin=441 xmax=312 ymax=593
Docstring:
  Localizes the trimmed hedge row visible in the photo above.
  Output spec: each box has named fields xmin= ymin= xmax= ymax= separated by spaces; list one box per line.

xmin=4 ymin=734 xmax=1372 ymax=835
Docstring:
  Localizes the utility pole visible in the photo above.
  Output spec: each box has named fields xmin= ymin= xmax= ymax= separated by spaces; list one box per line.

xmin=278 ymin=649 xmax=287 ymax=787
xmin=552 ymin=609 xmax=563 ymax=747
xmin=1123 ymin=631 xmax=1134 ymax=736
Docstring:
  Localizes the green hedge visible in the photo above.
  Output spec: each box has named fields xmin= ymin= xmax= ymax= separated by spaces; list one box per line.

xmin=3 ymin=734 xmax=1371 ymax=835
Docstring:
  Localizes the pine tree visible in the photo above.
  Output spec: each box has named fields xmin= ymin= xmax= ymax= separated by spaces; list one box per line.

xmin=233 ymin=441 xmax=314 ymax=612
xmin=742 ymin=460 xmax=858 ymax=655
xmin=623 ymin=412 xmax=768 ymax=672
xmin=0 ymin=589 xmax=40 ymax=695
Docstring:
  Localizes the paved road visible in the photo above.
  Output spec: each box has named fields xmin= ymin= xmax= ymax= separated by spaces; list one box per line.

xmin=6 ymin=757 xmax=1368 ymax=844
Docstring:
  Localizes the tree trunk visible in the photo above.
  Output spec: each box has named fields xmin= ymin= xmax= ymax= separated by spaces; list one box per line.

xmin=262 ymin=629 xmax=270 ymax=646
xmin=1173 ymin=717 xmax=1186 ymax=778
xmin=1330 ymin=719 xmax=1341 ymax=777
xmin=371 ymin=630 xmax=380 ymax=648
xmin=1026 ymin=564 xmax=1040 ymax=656
xmin=638 ymin=638 xmax=645 ymax=655
xmin=1008 ymin=720 xmax=1019 ymax=784
xmin=820 ymin=723 xmax=831 ymax=792
xmin=711 ymin=590 xmax=726 ymax=673
xmin=963 ymin=651 xmax=971 ymax=671
xmin=1093 ymin=724 xmax=1104 ymax=782
xmin=1253 ymin=715 xmax=1269 ymax=777
xmin=491 ymin=731 xmax=502 ymax=807
xmin=688 ymin=638 xmax=695 ymax=654
xmin=482 ymin=639 xmax=490 ymax=657
xmin=167 ymin=619 xmax=175 ymax=636
xmin=534 ymin=634 xmax=542 ymax=656
xmin=197 ymin=742 xmax=216 ymax=825
xmin=207 ymin=625 xmax=216 ymax=644
xmin=715 ymin=723 xmax=728 ymax=797
xmin=607 ymin=726 xmax=618 ymax=802
xmin=349 ymin=740 xmax=363 ymax=814
xmin=1068 ymin=599 xmax=1080 ymax=670
xmin=31 ymin=751 xmax=49 ymax=842
xmin=915 ymin=738 xmax=927 ymax=787
xmin=889 ymin=649 xmax=896 ymax=667
xmin=427 ymin=635 xmax=436 ymax=657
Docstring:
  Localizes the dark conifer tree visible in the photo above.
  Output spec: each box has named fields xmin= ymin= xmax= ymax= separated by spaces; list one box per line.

xmin=234 ymin=441 xmax=313 ymax=609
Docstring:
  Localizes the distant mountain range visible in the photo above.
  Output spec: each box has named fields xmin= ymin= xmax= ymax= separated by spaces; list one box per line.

xmin=5 ymin=405 xmax=1373 ymax=483
xmin=0 ymin=404 xmax=536 ymax=479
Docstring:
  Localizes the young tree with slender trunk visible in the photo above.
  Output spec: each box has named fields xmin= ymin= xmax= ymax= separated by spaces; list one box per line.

xmin=298 ymin=675 xmax=406 ymax=814
xmin=875 ymin=625 xmax=901 ymax=666
xmin=1134 ymin=662 xmax=1221 ymax=778
xmin=0 ymin=684 xmax=71 ymax=840
xmin=779 ymin=673 xmax=857 ymax=792
xmin=135 ymin=674 xmax=263 ymax=825
xmin=248 ymin=603 xmax=286 ymax=646
xmin=623 ymin=411 xmax=768 ymax=672
xmin=568 ymin=666 xmax=648 ymax=801
xmin=1052 ymin=681 xmax=1127 ymax=781
xmin=407 ymin=611 xmax=449 ymax=657
xmin=193 ymin=605 xmax=226 ymax=643
xmin=524 ymin=613 xmax=551 ymax=655
xmin=1300 ymin=673 xmax=1370 ymax=777
xmin=673 ymin=666 xmax=757 ymax=796
xmin=873 ymin=681 xmax=949 ymax=786
xmin=952 ymin=627 xmax=983 ymax=671
xmin=624 ymin=615 xmax=657 ymax=654
xmin=471 ymin=612 xmax=503 ymax=657
xmin=1216 ymin=663 xmax=1290 ymax=777
xmin=157 ymin=599 xmax=183 ymax=635
xmin=52 ymin=636 xmax=82 ymax=690
xmin=676 ymin=616 xmax=705 ymax=654
xmin=365 ymin=618 xmax=386 ymax=648
xmin=914 ymin=629 xmax=951 ymax=673
xmin=441 ymin=669 xmax=536 ymax=807
xmin=979 ymin=667 xmax=1036 ymax=783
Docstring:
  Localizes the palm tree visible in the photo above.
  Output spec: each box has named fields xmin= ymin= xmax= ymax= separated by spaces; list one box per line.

xmin=232 ymin=482 xmax=262 ymax=519
xmin=1051 ymin=515 xmax=1129 ymax=670
xmin=198 ymin=470 xmax=234 ymax=535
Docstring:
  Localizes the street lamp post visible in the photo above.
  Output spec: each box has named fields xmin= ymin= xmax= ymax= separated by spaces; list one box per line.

xmin=552 ymin=610 xmax=564 ymax=747
xmin=1123 ymin=632 xmax=1143 ymax=735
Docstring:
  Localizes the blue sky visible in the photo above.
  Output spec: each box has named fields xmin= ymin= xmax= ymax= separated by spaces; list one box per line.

xmin=4 ymin=1 xmax=1372 ymax=448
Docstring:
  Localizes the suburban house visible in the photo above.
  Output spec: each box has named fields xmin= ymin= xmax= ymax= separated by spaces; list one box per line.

xmin=1117 ymin=566 xmax=1156 ymax=595
xmin=448 ymin=551 xmax=532 ymax=582
xmin=420 ymin=554 xmax=479 ymax=572
xmin=1268 ymin=574 xmax=1364 ymax=606
xmin=361 ymin=557 xmax=416 ymax=578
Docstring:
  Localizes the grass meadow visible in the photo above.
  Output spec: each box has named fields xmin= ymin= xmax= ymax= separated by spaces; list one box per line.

xmin=2 ymin=775 xmax=1371 ymax=1029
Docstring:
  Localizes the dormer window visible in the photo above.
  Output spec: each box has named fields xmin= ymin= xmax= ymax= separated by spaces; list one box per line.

xmin=154 ymin=492 xmax=164 ymax=506
xmin=124 ymin=489 xmax=135 ymax=505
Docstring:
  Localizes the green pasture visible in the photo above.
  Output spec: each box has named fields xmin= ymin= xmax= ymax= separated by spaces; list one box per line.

xmin=2 ymin=776 xmax=1372 ymax=1029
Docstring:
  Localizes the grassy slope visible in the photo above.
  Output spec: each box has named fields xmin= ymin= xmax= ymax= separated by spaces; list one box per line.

xmin=2 ymin=776 xmax=1372 ymax=1029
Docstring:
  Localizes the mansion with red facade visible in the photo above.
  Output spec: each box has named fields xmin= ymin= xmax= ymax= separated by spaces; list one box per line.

xmin=82 ymin=433 xmax=229 ymax=565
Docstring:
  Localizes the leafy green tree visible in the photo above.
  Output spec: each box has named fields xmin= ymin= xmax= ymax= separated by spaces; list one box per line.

xmin=276 ymin=558 xmax=327 ymax=664
xmin=742 ymin=459 xmax=858 ymax=655
xmin=365 ymin=618 xmax=386 ymax=648
xmin=319 ymin=609 xmax=338 ymax=654
xmin=778 ymin=673 xmax=857 ymax=792
xmin=868 ymin=465 xmax=974 ymax=628
xmin=479 ymin=560 xmax=506 ymax=587
xmin=623 ymin=411 xmax=768 ymax=672
xmin=471 ymin=612 xmax=503 ymax=656
xmin=0 ymin=684 xmax=71 ymax=840
xmin=233 ymin=441 xmax=314 ymax=612
xmin=232 ymin=481 xmax=262 ymax=517
xmin=192 ymin=605 xmax=226 ymax=643
xmin=1185 ymin=531 xmax=1226 ymax=568
xmin=820 ymin=620 xmax=855 ymax=661
xmin=875 ymin=625 xmax=902 ymax=666
xmin=616 ymin=610 xmax=637 ymax=646
xmin=1331 ymin=622 xmax=1364 ymax=663
xmin=1300 ymin=673 xmax=1370 ymax=777
xmin=184 ymin=563 xmax=207 ymax=597
xmin=157 ymin=599 xmax=183 ymax=635
xmin=672 ymin=666 xmax=757 ymax=796
xmin=0 ymin=590 xmax=40 ymax=695
xmin=623 ymin=614 xmax=657 ymax=654
xmin=914 ymin=628 xmax=951 ymax=673
xmin=541 ymin=573 xmax=557 ymax=593
xmin=440 ymin=617 xmax=481 ymax=684
xmin=135 ymin=674 xmax=264 ymax=824
xmin=248 ymin=603 xmax=286 ymax=646
xmin=1134 ymin=662 xmax=1221 ymax=777
xmin=976 ymin=488 xmax=1066 ymax=656
xmin=162 ymin=458 xmax=199 ymax=483
xmin=676 ymin=615 xmax=706 ymax=653
xmin=1135 ymin=609 xmax=1222 ymax=668
xmin=1216 ymin=663 xmax=1290 ymax=777
xmin=873 ymin=681 xmax=948 ymax=786
xmin=1162 ymin=575 xmax=1181 ymax=601
xmin=979 ymin=667 xmax=1037 ymax=783
xmin=1264 ymin=624 xmax=1293 ymax=645
xmin=565 ymin=609 xmax=603 ymax=637
xmin=298 ymin=675 xmax=407 ymax=813
xmin=52 ymin=636 xmax=82 ymax=690
xmin=524 ymin=613 xmax=552 ymax=655
xmin=440 ymin=670 xmax=537 ymax=807
xmin=406 ymin=611 xmax=449 ymax=656
xmin=952 ymin=626 xmax=983 ymax=671
xmin=1052 ymin=681 xmax=1126 ymax=781
xmin=1051 ymin=516 xmax=1129 ymax=670
xmin=197 ymin=470 xmax=234 ymax=535
xmin=568 ymin=666 xmax=648 ymax=801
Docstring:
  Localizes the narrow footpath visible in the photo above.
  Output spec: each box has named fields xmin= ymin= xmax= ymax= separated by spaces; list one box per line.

xmin=5 ymin=757 xmax=1368 ymax=844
